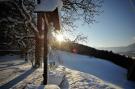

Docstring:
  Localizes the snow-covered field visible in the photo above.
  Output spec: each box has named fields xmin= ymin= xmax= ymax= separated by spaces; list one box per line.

xmin=56 ymin=50 xmax=135 ymax=89
xmin=10 ymin=66 xmax=119 ymax=89
xmin=57 ymin=66 xmax=120 ymax=89
xmin=0 ymin=50 xmax=135 ymax=89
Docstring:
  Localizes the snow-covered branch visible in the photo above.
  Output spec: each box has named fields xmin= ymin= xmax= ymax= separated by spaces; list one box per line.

xmin=10 ymin=0 xmax=39 ymax=34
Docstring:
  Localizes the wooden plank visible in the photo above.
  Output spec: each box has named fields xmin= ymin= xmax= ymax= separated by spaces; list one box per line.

xmin=46 ymin=8 xmax=60 ymax=31
xmin=43 ymin=13 xmax=48 ymax=85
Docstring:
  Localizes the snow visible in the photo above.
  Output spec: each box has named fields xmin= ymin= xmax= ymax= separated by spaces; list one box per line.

xmin=1 ymin=51 xmax=135 ymax=89
xmin=0 ymin=54 xmax=21 ymax=62
xmin=34 ymin=0 xmax=63 ymax=12
xmin=25 ymin=84 xmax=60 ymax=89
xmin=0 ymin=54 xmax=31 ymax=86
xmin=10 ymin=66 xmax=118 ymax=89
xmin=48 ymin=71 xmax=65 ymax=85
xmin=57 ymin=66 xmax=120 ymax=89
xmin=10 ymin=68 xmax=63 ymax=89
xmin=56 ymin=50 xmax=135 ymax=89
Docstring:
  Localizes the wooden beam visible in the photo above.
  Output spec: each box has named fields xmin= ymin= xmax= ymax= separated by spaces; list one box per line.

xmin=46 ymin=8 xmax=60 ymax=30
xmin=43 ymin=13 xmax=48 ymax=85
xmin=35 ymin=13 xmax=43 ymax=67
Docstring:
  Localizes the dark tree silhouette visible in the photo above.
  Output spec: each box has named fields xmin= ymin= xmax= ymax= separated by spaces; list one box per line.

xmin=0 ymin=0 xmax=103 ymax=67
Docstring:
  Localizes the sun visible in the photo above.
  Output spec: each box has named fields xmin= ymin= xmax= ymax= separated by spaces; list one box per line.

xmin=56 ymin=33 xmax=64 ymax=42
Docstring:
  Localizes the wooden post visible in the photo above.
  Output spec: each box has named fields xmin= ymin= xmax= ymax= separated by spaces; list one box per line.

xmin=34 ymin=0 xmax=61 ymax=85
xmin=35 ymin=13 xmax=43 ymax=67
xmin=43 ymin=14 xmax=48 ymax=85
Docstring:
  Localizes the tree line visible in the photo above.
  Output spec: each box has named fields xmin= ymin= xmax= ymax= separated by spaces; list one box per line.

xmin=53 ymin=41 xmax=134 ymax=70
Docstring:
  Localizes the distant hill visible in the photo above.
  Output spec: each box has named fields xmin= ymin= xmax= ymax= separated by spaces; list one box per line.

xmin=99 ymin=43 xmax=135 ymax=53
xmin=98 ymin=43 xmax=135 ymax=58
xmin=126 ymin=43 xmax=135 ymax=52
xmin=53 ymin=42 xmax=134 ymax=69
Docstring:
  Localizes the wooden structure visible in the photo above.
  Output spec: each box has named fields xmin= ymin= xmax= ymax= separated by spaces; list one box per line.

xmin=34 ymin=0 xmax=62 ymax=85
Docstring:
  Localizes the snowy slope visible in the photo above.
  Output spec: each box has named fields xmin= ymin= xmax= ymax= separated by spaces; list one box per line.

xmin=1 ymin=51 xmax=135 ymax=89
xmin=56 ymin=50 xmax=135 ymax=89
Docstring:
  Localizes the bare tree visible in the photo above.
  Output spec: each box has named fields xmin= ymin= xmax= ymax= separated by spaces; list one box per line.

xmin=61 ymin=0 xmax=103 ymax=31
xmin=0 ymin=0 xmax=103 ymax=67
xmin=61 ymin=0 xmax=103 ymax=44
xmin=0 ymin=0 xmax=36 ymax=66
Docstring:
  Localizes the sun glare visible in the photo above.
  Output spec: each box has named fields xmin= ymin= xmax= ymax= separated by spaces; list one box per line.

xmin=56 ymin=33 xmax=64 ymax=42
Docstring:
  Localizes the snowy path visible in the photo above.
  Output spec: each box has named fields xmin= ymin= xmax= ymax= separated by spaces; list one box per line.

xmin=57 ymin=50 xmax=135 ymax=89
xmin=0 ymin=55 xmax=32 ymax=88
xmin=0 ymin=68 xmax=36 ymax=89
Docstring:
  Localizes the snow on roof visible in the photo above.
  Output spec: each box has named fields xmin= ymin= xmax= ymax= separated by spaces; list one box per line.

xmin=34 ymin=0 xmax=63 ymax=12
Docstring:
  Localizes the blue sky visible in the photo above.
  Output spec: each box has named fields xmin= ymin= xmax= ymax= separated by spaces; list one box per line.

xmin=76 ymin=0 xmax=135 ymax=48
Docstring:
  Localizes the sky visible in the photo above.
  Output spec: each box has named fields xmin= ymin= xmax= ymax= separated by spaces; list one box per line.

xmin=75 ymin=0 xmax=135 ymax=48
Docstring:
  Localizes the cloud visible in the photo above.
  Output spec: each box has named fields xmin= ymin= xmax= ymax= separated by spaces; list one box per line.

xmin=133 ymin=36 xmax=135 ymax=41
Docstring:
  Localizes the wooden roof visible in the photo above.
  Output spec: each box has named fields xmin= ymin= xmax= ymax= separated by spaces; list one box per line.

xmin=34 ymin=0 xmax=62 ymax=12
